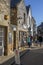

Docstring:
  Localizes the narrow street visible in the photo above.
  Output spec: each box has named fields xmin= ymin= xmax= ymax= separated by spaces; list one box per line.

xmin=20 ymin=48 xmax=43 ymax=65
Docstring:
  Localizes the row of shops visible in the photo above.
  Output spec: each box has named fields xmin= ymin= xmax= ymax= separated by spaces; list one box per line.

xmin=0 ymin=0 xmax=36 ymax=56
xmin=0 ymin=25 xmax=28 ymax=56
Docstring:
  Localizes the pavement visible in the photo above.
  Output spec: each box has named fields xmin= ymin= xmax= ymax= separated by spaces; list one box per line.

xmin=0 ymin=43 xmax=43 ymax=65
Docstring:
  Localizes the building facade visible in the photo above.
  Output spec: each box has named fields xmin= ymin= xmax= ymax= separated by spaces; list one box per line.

xmin=0 ymin=0 xmax=10 ymax=56
xmin=31 ymin=17 xmax=36 ymax=42
xmin=37 ymin=22 xmax=43 ymax=37
xmin=10 ymin=0 xmax=28 ymax=49
xmin=31 ymin=17 xmax=36 ymax=37
xmin=17 ymin=0 xmax=28 ymax=47
xmin=26 ymin=5 xmax=36 ymax=37
xmin=0 ymin=0 xmax=35 ymax=56
xmin=26 ymin=5 xmax=32 ymax=36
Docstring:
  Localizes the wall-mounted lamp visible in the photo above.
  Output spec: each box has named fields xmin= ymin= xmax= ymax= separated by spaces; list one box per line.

xmin=4 ymin=15 xmax=9 ymax=20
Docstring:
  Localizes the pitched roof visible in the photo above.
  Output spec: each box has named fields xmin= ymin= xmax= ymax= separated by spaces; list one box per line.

xmin=38 ymin=22 xmax=43 ymax=28
xmin=26 ymin=5 xmax=31 ymax=14
xmin=10 ymin=0 xmax=21 ymax=8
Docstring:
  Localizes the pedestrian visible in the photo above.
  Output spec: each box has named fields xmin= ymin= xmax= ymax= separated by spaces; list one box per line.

xmin=30 ymin=36 xmax=33 ymax=45
xmin=38 ymin=35 xmax=42 ymax=47
xmin=27 ymin=35 xmax=31 ymax=47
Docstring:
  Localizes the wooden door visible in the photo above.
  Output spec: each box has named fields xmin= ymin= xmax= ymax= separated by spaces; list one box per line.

xmin=4 ymin=27 xmax=7 ymax=55
xmin=13 ymin=31 xmax=16 ymax=51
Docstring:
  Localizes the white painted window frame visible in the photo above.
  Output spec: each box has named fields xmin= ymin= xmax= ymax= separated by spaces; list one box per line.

xmin=0 ymin=28 xmax=4 ymax=56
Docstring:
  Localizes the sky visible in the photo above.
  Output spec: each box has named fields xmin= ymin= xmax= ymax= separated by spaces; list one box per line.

xmin=24 ymin=0 xmax=43 ymax=26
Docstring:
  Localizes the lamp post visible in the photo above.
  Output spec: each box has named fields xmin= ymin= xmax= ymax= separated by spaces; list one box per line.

xmin=15 ymin=17 xmax=23 ymax=65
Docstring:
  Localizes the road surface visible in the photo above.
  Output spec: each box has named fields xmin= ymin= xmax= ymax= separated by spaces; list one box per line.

xmin=21 ymin=49 xmax=43 ymax=65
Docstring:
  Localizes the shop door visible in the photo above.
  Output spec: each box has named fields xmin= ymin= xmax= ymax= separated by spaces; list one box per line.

xmin=13 ymin=31 xmax=16 ymax=51
xmin=4 ymin=27 xmax=7 ymax=55
xmin=0 ymin=27 xmax=7 ymax=56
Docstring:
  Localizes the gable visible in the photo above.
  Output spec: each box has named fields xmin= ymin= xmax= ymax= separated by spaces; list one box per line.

xmin=10 ymin=0 xmax=21 ymax=8
xmin=10 ymin=8 xmax=17 ymax=25
xmin=17 ymin=0 xmax=26 ymax=11
xmin=0 ymin=0 xmax=10 ymax=22
xmin=26 ymin=5 xmax=31 ymax=15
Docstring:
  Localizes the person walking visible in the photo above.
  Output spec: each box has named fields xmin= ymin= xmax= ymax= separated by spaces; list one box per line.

xmin=27 ymin=35 xmax=31 ymax=47
xmin=30 ymin=36 xmax=33 ymax=45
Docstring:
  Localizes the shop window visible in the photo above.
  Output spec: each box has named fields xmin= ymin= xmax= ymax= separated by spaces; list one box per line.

xmin=0 ymin=28 xmax=4 ymax=46
xmin=0 ymin=42 xmax=2 ymax=46
xmin=8 ymin=33 xmax=12 ymax=44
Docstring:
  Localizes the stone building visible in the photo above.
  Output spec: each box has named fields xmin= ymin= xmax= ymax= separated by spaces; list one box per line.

xmin=0 ymin=0 xmax=35 ymax=56
xmin=26 ymin=5 xmax=36 ymax=37
xmin=0 ymin=0 xmax=10 ymax=56
xmin=37 ymin=22 xmax=43 ymax=36
xmin=0 ymin=0 xmax=28 ymax=56
xmin=26 ymin=5 xmax=32 ymax=36
xmin=31 ymin=17 xmax=37 ymax=42
xmin=31 ymin=17 xmax=36 ymax=37
xmin=10 ymin=0 xmax=28 ymax=49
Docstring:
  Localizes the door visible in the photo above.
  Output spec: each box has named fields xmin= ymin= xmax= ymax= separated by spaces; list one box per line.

xmin=4 ymin=27 xmax=7 ymax=55
xmin=13 ymin=31 xmax=16 ymax=51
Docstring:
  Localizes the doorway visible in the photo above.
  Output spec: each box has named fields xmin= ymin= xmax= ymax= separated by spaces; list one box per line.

xmin=4 ymin=27 xmax=7 ymax=55
xmin=13 ymin=31 xmax=16 ymax=51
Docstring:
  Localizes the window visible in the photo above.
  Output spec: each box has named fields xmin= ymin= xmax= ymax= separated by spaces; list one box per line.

xmin=24 ymin=13 xmax=25 ymax=23
xmin=0 ymin=28 xmax=4 ymax=46
xmin=8 ymin=33 xmax=12 ymax=43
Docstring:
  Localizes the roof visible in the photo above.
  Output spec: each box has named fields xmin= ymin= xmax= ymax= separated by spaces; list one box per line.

xmin=26 ymin=5 xmax=31 ymax=14
xmin=10 ymin=0 xmax=21 ymax=8
xmin=38 ymin=22 xmax=43 ymax=28
xmin=32 ymin=17 xmax=36 ymax=23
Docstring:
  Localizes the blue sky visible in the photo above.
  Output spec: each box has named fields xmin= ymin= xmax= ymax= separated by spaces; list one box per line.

xmin=24 ymin=0 xmax=43 ymax=26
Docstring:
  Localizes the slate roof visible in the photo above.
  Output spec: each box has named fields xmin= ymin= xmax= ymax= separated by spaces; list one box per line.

xmin=38 ymin=22 xmax=43 ymax=28
xmin=26 ymin=5 xmax=31 ymax=14
xmin=10 ymin=0 xmax=21 ymax=8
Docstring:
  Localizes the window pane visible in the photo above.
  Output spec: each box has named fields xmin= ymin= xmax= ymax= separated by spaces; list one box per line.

xmin=0 ymin=32 xmax=2 ymax=36
xmin=0 ymin=28 xmax=4 ymax=32
xmin=0 ymin=49 xmax=2 ymax=56
xmin=0 ymin=28 xmax=2 ymax=31
xmin=9 ymin=33 xmax=12 ymax=44
xmin=0 ymin=42 xmax=2 ymax=46
xmin=0 ymin=37 xmax=2 ymax=41
xmin=2 ymin=32 xmax=4 ymax=36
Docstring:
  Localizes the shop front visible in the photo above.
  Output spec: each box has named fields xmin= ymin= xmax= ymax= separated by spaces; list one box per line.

xmin=19 ymin=30 xmax=28 ymax=47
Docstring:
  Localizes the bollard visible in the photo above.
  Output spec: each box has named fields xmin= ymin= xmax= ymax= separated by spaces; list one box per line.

xmin=15 ymin=49 xmax=20 ymax=65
